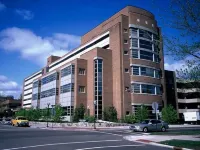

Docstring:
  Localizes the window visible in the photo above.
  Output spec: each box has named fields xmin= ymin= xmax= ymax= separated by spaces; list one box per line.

xmin=131 ymin=38 xmax=138 ymax=47
xmin=41 ymin=73 xmax=57 ymax=85
xmin=154 ymin=44 xmax=159 ymax=53
xmin=131 ymin=83 xmax=162 ymax=95
xmin=33 ymin=81 xmax=39 ymax=88
xmin=141 ymin=67 xmax=154 ymax=77
xmin=155 ymin=70 xmax=160 ymax=78
xmin=139 ymin=29 xmax=152 ymax=40
xmin=125 ymin=86 xmax=130 ymax=91
xmin=140 ymin=50 xmax=153 ymax=61
xmin=156 ymin=86 xmax=161 ymax=95
xmin=60 ymin=83 xmax=74 ymax=93
xmin=132 ymin=66 xmax=139 ymax=75
xmin=141 ymin=84 xmax=155 ymax=94
xmin=124 ymin=51 xmax=128 ymax=55
xmin=124 ymin=39 xmax=128 ymax=44
xmin=132 ymin=83 xmax=140 ymax=93
xmin=130 ymin=28 xmax=138 ymax=37
xmin=79 ymin=68 xmax=85 ymax=75
xmin=132 ymin=49 xmax=139 ymax=58
xmin=40 ymin=88 xmax=56 ymax=98
xmin=79 ymin=86 xmax=85 ymax=93
xmin=94 ymin=59 xmax=103 ymax=119
xmin=32 ymin=94 xmax=38 ymax=100
xmin=124 ymin=28 xmax=128 ymax=33
xmin=61 ymin=65 xmax=74 ymax=77
xmin=126 ymin=111 xmax=130 ymax=115
xmin=125 ymin=68 xmax=129 ymax=73
xmin=140 ymin=39 xmax=152 ymax=50
xmin=154 ymin=54 xmax=160 ymax=63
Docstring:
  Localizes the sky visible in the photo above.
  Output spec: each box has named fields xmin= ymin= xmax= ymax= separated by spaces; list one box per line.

xmin=0 ymin=0 xmax=183 ymax=98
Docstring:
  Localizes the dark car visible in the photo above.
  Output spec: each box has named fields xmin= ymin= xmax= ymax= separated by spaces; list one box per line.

xmin=2 ymin=118 xmax=12 ymax=125
xmin=129 ymin=119 xmax=169 ymax=132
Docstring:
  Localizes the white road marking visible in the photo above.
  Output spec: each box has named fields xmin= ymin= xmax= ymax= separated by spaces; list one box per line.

xmin=91 ymin=130 xmax=123 ymax=137
xmin=75 ymin=144 xmax=144 ymax=150
xmin=2 ymin=140 xmax=122 ymax=150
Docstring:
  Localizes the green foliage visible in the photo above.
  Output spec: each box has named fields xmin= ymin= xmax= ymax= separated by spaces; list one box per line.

xmin=84 ymin=115 xmax=95 ymax=123
xmin=73 ymin=104 xmax=85 ymax=122
xmin=52 ymin=105 xmax=64 ymax=123
xmin=103 ymin=106 xmax=118 ymax=122
xmin=162 ymin=105 xmax=178 ymax=124
xmin=15 ymin=108 xmax=26 ymax=117
xmin=135 ymin=105 xmax=148 ymax=123
xmin=123 ymin=115 xmax=136 ymax=124
xmin=15 ymin=108 xmax=41 ymax=121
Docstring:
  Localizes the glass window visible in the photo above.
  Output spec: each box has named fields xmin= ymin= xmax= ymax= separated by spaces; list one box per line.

xmin=33 ymin=81 xmax=39 ymax=88
xmin=40 ymin=88 xmax=56 ymax=98
xmin=132 ymin=66 xmax=139 ymax=75
xmin=155 ymin=70 xmax=160 ymax=78
xmin=154 ymin=44 xmax=159 ymax=53
xmin=139 ymin=29 xmax=152 ymax=40
xmin=130 ymin=28 xmax=138 ymax=37
xmin=125 ymin=68 xmax=129 ymax=73
xmin=60 ymin=83 xmax=74 ymax=94
xmin=124 ymin=39 xmax=128 ymax=44
xmin=79 ymin=86 xmax=85 ymax=93
xmin=131 ymin=38 xmax=138 ymax=47
xmin=41 ymin=73 xmax=57 ymax=85
xmin=154 ymin=54 xmax=160 ymax=63
xmin=156 ymin=86 xmax=161 ymax=95
xmin=32 ymin=94 xmax=38 ymax=100
xmin=153 ymin=34 xmax=159 ymax=41
xmin=139 ymin=39 xmax=152 ymax=50
xmin=124 ymin=51 xmax=128 ymax=55
xmin=79 ymin=68 xmax=85 ymax=75
xmin=141 ymin=67 xmax=154 ymax=77
xmin=61 ymin=65 xmax=74 ymax=77
xmin=141 ymin=84 xmax=155 ymax=94
xmin=133 ymin=83 xmax=140 ymax=93
xmin=132 ymin=49 xmax=139 ymax=58
xmin=140 ymin=50 xmax=153 ymax=61
xmin=124 ymin=28 xmax=128 ymax=33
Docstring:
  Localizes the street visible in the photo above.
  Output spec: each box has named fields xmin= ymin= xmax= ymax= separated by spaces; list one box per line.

xmin=0 ymin=124 xmax=172 ymax=150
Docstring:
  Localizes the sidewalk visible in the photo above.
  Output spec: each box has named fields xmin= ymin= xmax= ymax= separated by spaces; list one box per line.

xmin=124 ymin=134 xmax=199 ymax=150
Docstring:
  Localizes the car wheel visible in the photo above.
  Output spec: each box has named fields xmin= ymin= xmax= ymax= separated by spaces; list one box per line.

xmin=161 ymin=126 xmax=166 ymax=132
xmin=143 ymin=127 xmax=148 ymax=133
xmin=17 ymin=123 xmax=20 ymax=127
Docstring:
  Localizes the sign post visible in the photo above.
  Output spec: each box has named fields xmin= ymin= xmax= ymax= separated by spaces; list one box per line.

xmin=152 ymin=102 xmax=159 ymax=120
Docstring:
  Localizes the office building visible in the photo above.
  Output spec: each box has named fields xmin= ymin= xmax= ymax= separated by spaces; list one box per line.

xmin=22 ymin=6 xmax=166 ymax=121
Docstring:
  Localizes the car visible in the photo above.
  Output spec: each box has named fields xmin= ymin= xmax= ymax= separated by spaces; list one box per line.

xmin=3 ymin=118 xmax=12 ymax=125
xmin=129 ymin=119 xmax=169 ymax=132
xmin=11 ymin=116 xmax=29 ymax=127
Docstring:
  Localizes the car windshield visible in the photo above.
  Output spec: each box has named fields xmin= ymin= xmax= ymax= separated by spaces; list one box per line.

xmin=18 ymin=117 xmax=26 ymax=120
xmin=140 ymin=120 xmax=149 ymax=124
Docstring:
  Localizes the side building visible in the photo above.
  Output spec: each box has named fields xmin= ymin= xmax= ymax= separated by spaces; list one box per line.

xmin=22 ymin=6 xmax=166 ymax=121
xmin=177 ymin=80 xmax=200 ymax=120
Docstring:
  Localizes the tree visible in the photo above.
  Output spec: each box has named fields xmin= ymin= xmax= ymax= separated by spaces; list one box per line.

xmin=155 ymin=0 xmax=200 ymax=81
xmin=73 ymin=104 xmax=85 ymax=122
xmin=135 ymin=105 xmax=148 ymax=123
xmin=123 ymin=114 xmax=136 ymax=124
xmin=103 ymin=106 xmax=118 ymax=122
xmin=52 ymin=105 xmax=64 ymax=122
xmin=162 ymin=105 xmax=178 ymax=124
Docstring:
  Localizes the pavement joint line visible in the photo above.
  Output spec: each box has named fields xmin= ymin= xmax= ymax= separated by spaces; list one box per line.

xmin=74 ymin=144 xmax=144 ymax=150
xmin=1 ymin=140 xmax=122 ymax=150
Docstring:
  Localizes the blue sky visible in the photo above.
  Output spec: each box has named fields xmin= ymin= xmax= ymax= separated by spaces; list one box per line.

xmin=0 ymin=0 xmax=182 ymax=98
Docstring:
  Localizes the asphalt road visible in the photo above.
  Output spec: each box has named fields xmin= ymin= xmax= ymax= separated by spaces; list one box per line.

xmin=0 ymin=124 xmax=172 ymax=150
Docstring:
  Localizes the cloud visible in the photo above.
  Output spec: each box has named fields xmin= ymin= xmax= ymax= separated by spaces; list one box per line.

xmin=0 ymin=1 xmax=6 ymax=11
xmin=0 ymin=75 xmax=22 ymax=98
xmin=15 ymin=9 xmax=34 ymax=20
xmin=164 ymin=61 xmax=186 ymax=71
xmin=0 ymin=27 xmax=81 ymax=66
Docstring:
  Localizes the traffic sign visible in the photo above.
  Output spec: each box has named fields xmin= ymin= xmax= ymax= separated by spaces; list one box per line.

xmin=152 ymin=102 xmax=159 ymax=110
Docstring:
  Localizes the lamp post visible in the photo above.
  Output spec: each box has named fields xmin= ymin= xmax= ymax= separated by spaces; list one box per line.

xmin=47 ymin=103 xmax=50 ymax=128
xmin=94 ymin=100 xmax=97 ymax=129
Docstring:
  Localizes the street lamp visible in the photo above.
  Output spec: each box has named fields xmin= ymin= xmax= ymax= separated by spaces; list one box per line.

xmin=94 ymin=100 xmax=97 ymax=129
xmin=47 ymin=103 xmax=50 ymax=128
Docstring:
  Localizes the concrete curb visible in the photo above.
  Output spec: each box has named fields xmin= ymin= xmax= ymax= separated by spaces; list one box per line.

xmin=148 ymin=142 xmax=193 ymax=150
xmin=123 ymin=136 xmax=193 ymax=150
